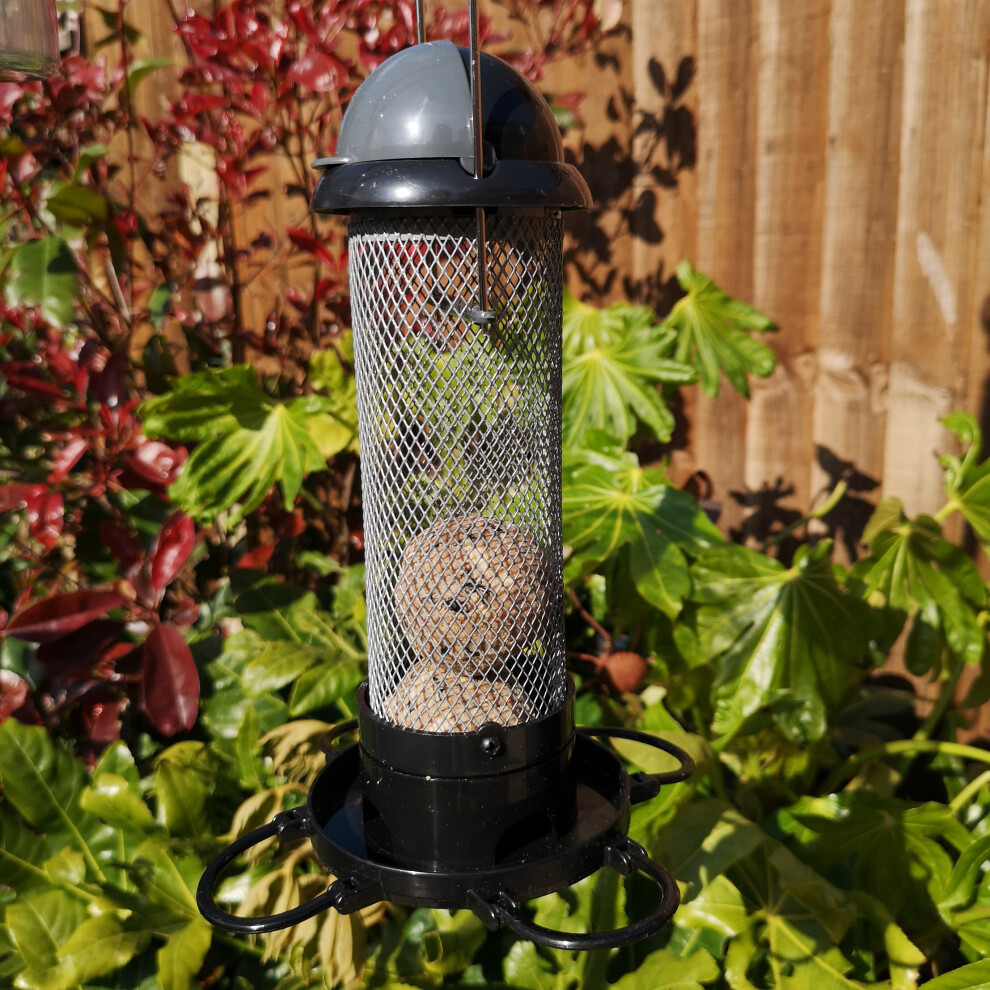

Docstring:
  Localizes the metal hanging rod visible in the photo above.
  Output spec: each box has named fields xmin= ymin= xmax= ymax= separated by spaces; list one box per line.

xmin=468 ymin=0 xmax=493 ymax=322
xmin=416 ymin=0 xmax=425 ymax=44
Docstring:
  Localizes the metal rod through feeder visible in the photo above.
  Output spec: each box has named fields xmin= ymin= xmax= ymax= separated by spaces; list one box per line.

xmin=197 ymin=2 xmax=693 ymax=950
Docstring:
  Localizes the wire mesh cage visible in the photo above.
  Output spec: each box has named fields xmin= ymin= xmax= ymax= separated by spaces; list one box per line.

xmin=351 ymin=212 xmax=567 ymax=730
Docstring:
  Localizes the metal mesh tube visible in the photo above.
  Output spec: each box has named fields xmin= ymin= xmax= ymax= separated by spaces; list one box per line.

xmin=348 ymin=211 xmax=566 ymax=731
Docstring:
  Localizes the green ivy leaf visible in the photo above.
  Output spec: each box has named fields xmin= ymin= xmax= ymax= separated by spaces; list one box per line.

xmin=851 ymin=498 xmax=986 ymax=673
xmin=6 ymin=238 xmax=79 ymax=327
xmin=139 ymin=366 xmax=329 ymax=523
xmin=561 ymin=291 xmax=694 ymax=447
xmin=664 ymin=259 xmax=777 ymax=398
xmin=693 ymin=541 xmax=871 ymax=742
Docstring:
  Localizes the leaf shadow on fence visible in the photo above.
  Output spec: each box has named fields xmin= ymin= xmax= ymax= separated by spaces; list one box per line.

xmin=728 ymin=446 xmax=880 ymax=563
xmin=563 ymin=54 xmax=697 ymax=315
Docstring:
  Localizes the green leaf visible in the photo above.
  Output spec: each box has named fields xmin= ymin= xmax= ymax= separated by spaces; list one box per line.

xmin=729 ymin=844 xmax=860 ymax=990
xmin=693 ymin=541 xmax=871 ymax=742
xmin=502 ymin=942 xmax=557 ymax=990
xmin=610 ymin=948 xmax=719 ymax=990
xmin=0 ymin=721 xmax=108 ymax=881
xmin=646 ymin=800 xmax=769 ymax=900
xmin=421 ymin=911 xmax=486 ymax=980
xmin=779 ymin=792 xmax=966 ymax=919
xmin=940 ymin=412 xmax=990 ymax=545
xmin=92 ymin=741 xmax=141 ymax=791
xmin=79 ymin=772 xmax=158 ymax=834
xmin=288 ymin=657 xmax=364 ymax=716
xmin=852 ymin=498 xmax=986 ymax=671
xmin=664 ymin=258 xmax=777 ymax=398
xmin=676 ymin=874 xmax=754 ymax=939
xmin=242 ymin=638 xmax=324 ymax=693
xmin=125 ymin=57 xmax=171 ymax=93
xmin=147 ymin=282 xmax=174 ymax=332
xmin=46 ymin=184 xmax=108 ymax=227
xmin=151 ymin=746 xmax=212 ymax=839
xmin=155 ymin=919 xmax=211 ymax=990
xmin=846 ymin=892 xmax=925 ymax=990
xmin=921 ymin=960 xmax=990 ymax=990
xmin=7 ymin=238 xmax=79 ymax=327
xmin=5 ymin=890 xmax=87 ymax=975
xmin=139 ymin=366 xmax=328 ymax=523
xmin=308 ymin=334 xmax=359 ymax=457
xmin=562 ymin=458 xmax=718 ymax=615
xmin=561 ymin=291 xmax=694 ymax=446
xmin=0 ymin=805 xmax=60 ymax=897
xmin=939 ymin=832 xmax=990 ymax=915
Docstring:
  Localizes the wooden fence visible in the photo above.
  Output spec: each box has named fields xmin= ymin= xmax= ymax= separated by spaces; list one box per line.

xmin=544 ymin=0 xmax=990 ymax=551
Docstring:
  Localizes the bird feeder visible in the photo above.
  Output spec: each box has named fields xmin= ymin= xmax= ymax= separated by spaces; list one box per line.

xmin=0 ymin=0 xmax=59 ymax=78
xmin=197 ymin=7 xmax=692 ymax=951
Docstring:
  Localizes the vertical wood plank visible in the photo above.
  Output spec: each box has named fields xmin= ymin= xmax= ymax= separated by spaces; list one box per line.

xmin=811 ymin=0 xmax=904 ymax=555
xmin=628 ymin=0 xmax=699 ymax=484
xmin=549 ymin=14 xmax=636 ymax=305
xmin=884 ymin=0 xmax=990 ymax=520
xmin=629 ymin=0 xmax=698 ymax=291
xmin=745 ymin=0 xmax=831 ymax=517
xmin=692 ymin=0 xmax=758 ymax=532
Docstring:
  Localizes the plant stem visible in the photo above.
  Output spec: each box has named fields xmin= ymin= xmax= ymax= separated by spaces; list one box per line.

xmin=821 ymin=739 xmax=990 ymax=795
xmin=913 ymin=655 xmax=964 ymax=743
xmin=953 ymin=904 xmax=990 ymax=926
xmin=566 ymin=586 xmax=613 ymax=648
xmin=949 ymin=769 xmax=990 ymax=817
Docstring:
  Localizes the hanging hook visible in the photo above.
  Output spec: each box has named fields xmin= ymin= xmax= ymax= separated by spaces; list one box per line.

xmin=468 ymin=0 xmax=495 ymax=324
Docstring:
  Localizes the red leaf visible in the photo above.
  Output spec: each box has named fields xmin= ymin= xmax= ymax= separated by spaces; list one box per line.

xmin=99 ymin=521 xmax=141 ymax=570
xmin=284 ymin=50 xmax=343 ymax=92
xmin=36 ymin=620 xmax=125 ymax=680
xmin=0 ymin=482 xmax=42 ymax=513
xmin=86 ymin=698 xmax=122 ymax=747
xmin=287 ymin=228 xmax=336 ymax=269
xmin=47 ymin=437 xmax=88 ymax=484
xmin=0 ymin=670 xmax=29 ymax=724
xmin=236 ymin=543 xmax=274 ymax=569
xmin=123 ymin=440 xmax=187 ymax=488
xmin=141 ymin=624 xmax=199 ymax=736
xmin=5 ymin=590 xmax=128 ymax=643
xmin=26 ymin=489 xmax=63 ymax=550
xmin=150 ymin=512 xmax=196 ymax=593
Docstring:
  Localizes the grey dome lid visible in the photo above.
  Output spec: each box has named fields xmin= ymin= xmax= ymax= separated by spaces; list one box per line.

xmin=312 ymin=41 xmax=590 ymax=214
xmin=315 ymin=42 xmax=476 ymax=167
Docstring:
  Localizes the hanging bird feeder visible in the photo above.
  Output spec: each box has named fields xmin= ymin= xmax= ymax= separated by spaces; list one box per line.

xmin=0 ymin=0 xmax=60 ymax=78
xmin=197 ymin=1 xmax=692 ymax=951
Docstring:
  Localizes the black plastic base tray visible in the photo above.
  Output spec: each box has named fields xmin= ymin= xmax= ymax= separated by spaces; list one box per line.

xmin=196 ymin=724 xmax=693 ymax=950
xmin=311 ymin=732 xmax=626 ymax=908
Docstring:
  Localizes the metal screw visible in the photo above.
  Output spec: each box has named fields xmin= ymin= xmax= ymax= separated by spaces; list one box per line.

xmin=480 ymin=734 xmax=503 ymax=757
